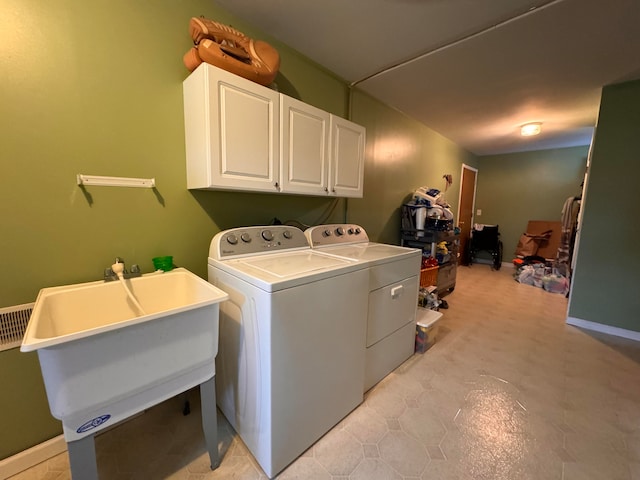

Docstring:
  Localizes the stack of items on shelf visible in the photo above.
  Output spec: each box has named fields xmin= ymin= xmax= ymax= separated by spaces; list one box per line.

xmin=401 ymin=182 xmax=459 ymax=354
xmin=403 ymin=186 xmax=455 ymax=234
xmin=400 ymin=192 xmax=459 ymax=297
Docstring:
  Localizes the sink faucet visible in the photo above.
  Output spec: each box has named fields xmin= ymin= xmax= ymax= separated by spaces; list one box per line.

xmin=104 ymin=257 xmax=142 ymax=282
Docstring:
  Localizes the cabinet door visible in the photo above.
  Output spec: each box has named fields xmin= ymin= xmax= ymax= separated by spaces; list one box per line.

xmin=280 ymin=95 xmax=330 ymax=195
xmin=329 ymin=116 xmax=365 ymax=198
xmin=183 ymin=64 xmax=280 ymax=192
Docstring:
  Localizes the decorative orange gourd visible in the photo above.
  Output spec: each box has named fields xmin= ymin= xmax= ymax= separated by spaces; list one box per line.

xmin=183 ymin=17 xmax=280 ymax=87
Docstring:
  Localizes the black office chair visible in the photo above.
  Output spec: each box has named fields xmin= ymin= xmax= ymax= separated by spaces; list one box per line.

xmin=467 ymin=225 xmax=503 ymax=270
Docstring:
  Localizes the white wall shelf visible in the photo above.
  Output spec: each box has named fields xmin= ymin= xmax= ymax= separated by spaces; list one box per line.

xmin=77 ymin=175 xmax=156 ymax=188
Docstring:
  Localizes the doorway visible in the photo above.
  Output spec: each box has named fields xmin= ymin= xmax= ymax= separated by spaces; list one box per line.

xmin=457 ymin=164 xmax=477 ymax=265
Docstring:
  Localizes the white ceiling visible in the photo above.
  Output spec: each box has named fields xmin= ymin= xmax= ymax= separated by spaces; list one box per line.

xmin=214 ymin=0 xmax=640 ymax=155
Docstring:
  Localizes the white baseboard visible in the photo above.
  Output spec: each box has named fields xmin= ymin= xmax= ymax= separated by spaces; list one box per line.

xmin=566 ymin=316 xmax=640 ymax=342
xmin=0 ymin=435 xmax=66 ymax=479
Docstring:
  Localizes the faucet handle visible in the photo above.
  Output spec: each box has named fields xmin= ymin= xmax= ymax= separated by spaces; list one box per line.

xmin=104 ymin=267 xmax=117 ymax=281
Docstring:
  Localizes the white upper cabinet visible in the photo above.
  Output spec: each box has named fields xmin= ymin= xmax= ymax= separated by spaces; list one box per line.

xmin=330 ymin=116 xmax=365 ymax=198
xmin=183 ymin=64 xmax=281 ymax=192
xmin=280 ymin=95 xmax=330 ymax=196
xmin=183 ymin=63 xmax=364 ymax=197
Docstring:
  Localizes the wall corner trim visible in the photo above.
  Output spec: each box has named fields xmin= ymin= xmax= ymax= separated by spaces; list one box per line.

xmin=0 ymin=435 xmax=66 ymax=478
xmin=566 ymin=316 xmax=640 ymax=342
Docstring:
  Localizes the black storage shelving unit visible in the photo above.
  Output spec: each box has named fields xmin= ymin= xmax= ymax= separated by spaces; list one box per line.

xmin=400 ymin=205 xmax=459 ymax=295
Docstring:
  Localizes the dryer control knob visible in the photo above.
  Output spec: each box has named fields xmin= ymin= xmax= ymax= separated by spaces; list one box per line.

xmin=226 ymin=234 xmax=238 ymax=245
xmin=348 ymin=228 xmax=355 ymax=235
xmin=283 ymin=230 xmax=293 ymax=239
xmin=323 ymin=229 xmax=332 ymax=237
xmin=355 ymin=227 xmax=362 ymax=234
xmin=261 ymin=230 xmax=274 ymax=241
xmin=241 ymin=233 xmax=252 ymax=243
xmin=335 ymin=227 xmax=345 ymax=236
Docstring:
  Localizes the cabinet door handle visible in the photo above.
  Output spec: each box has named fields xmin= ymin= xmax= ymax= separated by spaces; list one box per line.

xmin=391 ymin=285 xmax=403 ymax=298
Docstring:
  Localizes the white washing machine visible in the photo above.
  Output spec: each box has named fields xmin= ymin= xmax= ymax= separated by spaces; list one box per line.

xmin=305 ymin=224 xmax=421 ymax=391
xmin=208 ymin=226 xmax=369 ymax=478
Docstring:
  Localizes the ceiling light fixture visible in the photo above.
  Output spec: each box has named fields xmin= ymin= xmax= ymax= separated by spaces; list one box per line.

xmin=520 ymin=122 xmax=542 ymax=137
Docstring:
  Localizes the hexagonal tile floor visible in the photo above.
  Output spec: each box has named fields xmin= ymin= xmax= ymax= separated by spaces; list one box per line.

xmin=9 ymin=266 xmax=640 ymax=479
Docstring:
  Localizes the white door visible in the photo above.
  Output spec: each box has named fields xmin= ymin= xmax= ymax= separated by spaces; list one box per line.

xmin=330 ymin=116 xmax=365 ymax=198
xmin=280 ymin=95 xmax=330 ymax=195
xmin=184 ymin=64 xmax=281 ymax=192
xmin=214 ymin=71 xmax=281 ymax=192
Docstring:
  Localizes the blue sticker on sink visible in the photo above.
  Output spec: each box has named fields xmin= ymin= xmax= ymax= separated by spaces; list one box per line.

xmin=76 ymin=414 xmax=111 ymax=434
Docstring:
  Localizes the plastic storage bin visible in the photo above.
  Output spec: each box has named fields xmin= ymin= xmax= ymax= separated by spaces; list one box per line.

xmin=415 ymin=308 xmax=442 ymax=353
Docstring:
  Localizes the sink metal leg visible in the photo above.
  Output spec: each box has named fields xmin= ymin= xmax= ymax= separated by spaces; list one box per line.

xmin=200 ymin=376 xmax=219 ymax=469
xmin=67 ymin=434 xmax=98 ymax=480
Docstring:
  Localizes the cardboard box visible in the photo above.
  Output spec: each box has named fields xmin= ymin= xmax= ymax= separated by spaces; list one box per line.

xmin=524 ymin=220 xmax=562 ymax=260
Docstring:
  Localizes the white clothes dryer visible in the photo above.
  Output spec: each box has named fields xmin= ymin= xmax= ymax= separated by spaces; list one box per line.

xmin=208 ymin=226 xmax=369 ymax=478
xmin=305 ymin=224 xmax=421 ymax=391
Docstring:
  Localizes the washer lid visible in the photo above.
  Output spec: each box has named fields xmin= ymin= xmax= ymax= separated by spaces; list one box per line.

xmin=240 ymin=250 xmax=350 ymax=277
xmin=210 ymin=249 xmax=364 ymax=292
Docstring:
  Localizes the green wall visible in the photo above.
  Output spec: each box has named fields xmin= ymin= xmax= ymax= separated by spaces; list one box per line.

xmin=348 ymin=91 xmax=478 ymax=244
xmin=0 ymin=1 xmax=476 ymax=459
xmin=475 ymin=147 xmax=588 ymax=261
xmin=569 ymin=80 xmax=640 ymax=332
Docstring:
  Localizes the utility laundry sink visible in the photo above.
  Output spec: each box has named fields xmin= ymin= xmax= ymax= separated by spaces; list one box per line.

xmin=21 ymin=267 xmax=229 ymax=478
xmin=22 ymin=267 xmax=227 ymax=351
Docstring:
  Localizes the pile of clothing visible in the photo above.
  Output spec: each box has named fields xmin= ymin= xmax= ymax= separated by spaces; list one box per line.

xmin=514 ymin=257 xmax=569 ymax=295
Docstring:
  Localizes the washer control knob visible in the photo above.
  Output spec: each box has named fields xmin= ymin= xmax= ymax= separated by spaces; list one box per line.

xmin=283 ymin=230 xmax=293 ymax=239
xmin=241 ymin=233 xmax=252 ymax=243
xmin=355 ymin=227 xmax=362 ymax=234
xmin=348 ymin=227 xmax=355 ymax=235
xmin=226 ymin=234 xmax=238 ymax=245
xmin=335 ymin=227 xmax=345 ymax=236
xmin=323 ymin=229 xmax=332 ymax=237
xmin=261 ymin=230 xmax=274 ymax=241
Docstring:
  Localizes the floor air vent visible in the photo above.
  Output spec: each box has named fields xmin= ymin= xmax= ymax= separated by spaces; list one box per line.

xmin=0 ymin=303 xmax=34 ymax=352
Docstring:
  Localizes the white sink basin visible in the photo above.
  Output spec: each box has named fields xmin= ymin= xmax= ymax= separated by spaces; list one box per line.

xmin=21 ymin=267 xmax=227 ymax=350
xmin=21 ymin=268 xmax=229 ymax=442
